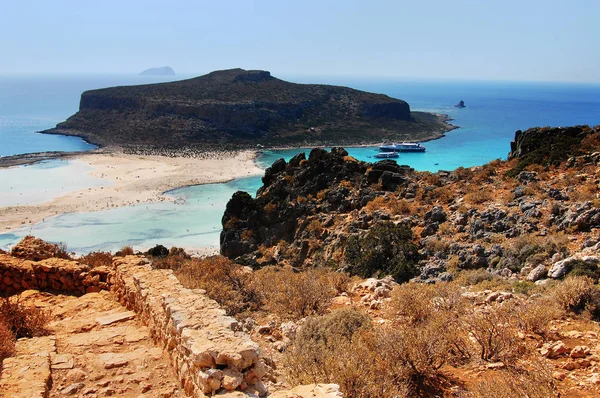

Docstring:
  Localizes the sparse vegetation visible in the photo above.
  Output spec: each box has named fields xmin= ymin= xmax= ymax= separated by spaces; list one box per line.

xmin=345 ymin=222 xmax=419 ymax=282
xmin=78 ymin=251 xmax=113 ymax=268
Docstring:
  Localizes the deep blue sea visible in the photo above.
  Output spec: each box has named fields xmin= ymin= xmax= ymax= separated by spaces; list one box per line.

xmin=1 ymin=75 xmax=599 ymax=252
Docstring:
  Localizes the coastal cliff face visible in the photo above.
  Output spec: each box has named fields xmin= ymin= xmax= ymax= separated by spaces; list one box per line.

xmin=43 ymin=69 xmax=451 ymax=150
xmin=221 ymin=125 xmax=600 ymax=282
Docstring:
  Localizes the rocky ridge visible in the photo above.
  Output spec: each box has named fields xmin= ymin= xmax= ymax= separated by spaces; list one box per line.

xmin=221 ymin=125 xmax=600 ymax=286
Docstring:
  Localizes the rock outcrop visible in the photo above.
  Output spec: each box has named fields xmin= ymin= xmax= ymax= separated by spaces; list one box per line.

xmin=220 ymin=148 xmax=414 ymax=264
xmin=455 ymin=100 xmax=466 ymax=108
xmin=42 ymin=68 xmax=452 ymax=150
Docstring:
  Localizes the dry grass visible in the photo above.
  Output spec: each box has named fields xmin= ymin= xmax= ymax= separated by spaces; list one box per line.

xmin=464 ymin=304 xmax=524 ymax=362
xmin=472 ymin=359 xmax=557 ymax=397
xmin=0 ymin=296 xmax=50 ymax=368
xmin=512 ymin=297 xmax=561 ymax=340
xmin=115 ymin=245 xmax=134 ymax=257
xmin=0 ymin=319 xmax=15 ymax=368
xmin=175 ymin=256 xmax=259 ymax=316
xmin=464 ymin=188 xmax=493 ymax=205
xmin=78 ymin=251 xmax=113 ymax=268
xmin=0 ymin=297 xmax=50 ymax=339
xmin=550 ymin=275 xmax=600 ymax=319
xmin=284 ymin=309 xmax=412 ymax=398
xmin=387 ymin=282 xmax=465 ymax=324
xmin=252 ymin=267 xmax=342 ymax=319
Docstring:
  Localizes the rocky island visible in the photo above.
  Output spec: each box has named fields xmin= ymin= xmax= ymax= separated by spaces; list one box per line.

xmin=42 ymin=68 xmax=452 ymax=151
xmin=140 ymin=66 xmax=176 ymax=76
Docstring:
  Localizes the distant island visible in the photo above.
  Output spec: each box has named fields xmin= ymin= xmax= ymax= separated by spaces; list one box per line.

xmin=455 ymin=100 xmax=466 ymax=108
xmin=140 ymin=66 xmax=176 ymax=76
xmin=42 ymin=68 xmax=454 ymax=150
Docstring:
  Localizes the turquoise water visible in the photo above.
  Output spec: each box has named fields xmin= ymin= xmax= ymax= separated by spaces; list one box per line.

xmin=0 ymin=159 xmax=109 ymax=207
xmin=0 ymin=177 xmax=262 ymax=254
xmin=257 ymin=79 xmax=600 ymax=172
xmin=0 ymin=76 xmax=599 ymax=252
xmin=0 ymin=74 xmax=188 ymax=156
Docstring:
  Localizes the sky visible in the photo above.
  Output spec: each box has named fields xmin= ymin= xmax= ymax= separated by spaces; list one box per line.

xmin=1 ymin=0 xmax=598 ymax=82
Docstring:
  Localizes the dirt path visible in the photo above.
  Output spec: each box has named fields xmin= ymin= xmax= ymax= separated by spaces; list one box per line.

xmin=16 ymin=290 xmax=184 ymax=397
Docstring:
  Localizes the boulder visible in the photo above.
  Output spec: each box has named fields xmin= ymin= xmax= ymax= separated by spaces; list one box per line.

xmin=527 ymin=264 xmax=547 ymax=282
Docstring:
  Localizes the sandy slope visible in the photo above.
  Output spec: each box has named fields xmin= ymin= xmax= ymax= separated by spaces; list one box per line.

xmin=0 ymin=151 xmax=262 ymax=232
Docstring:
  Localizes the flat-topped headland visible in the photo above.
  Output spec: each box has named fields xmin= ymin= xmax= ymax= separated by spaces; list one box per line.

xmin=41 ymin=68 xmax=453 ymax=151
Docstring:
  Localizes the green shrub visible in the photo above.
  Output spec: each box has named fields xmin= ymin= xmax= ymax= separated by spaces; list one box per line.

xmin=344 ymin=222 xmax=419 ymax=283
xmin=569 ymin=260 xmax=600 ymax=281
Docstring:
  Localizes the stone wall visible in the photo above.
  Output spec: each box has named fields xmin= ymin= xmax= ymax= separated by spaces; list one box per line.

xmin=0 ymin=253 xmax=110 ymax=296
xmin=110 ymin=256 xmax=268 ymax=396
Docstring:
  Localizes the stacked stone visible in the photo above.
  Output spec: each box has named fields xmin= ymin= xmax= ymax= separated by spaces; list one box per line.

xmin=111 ymin=256 xmax=268 ymax=396
xmin=0 ymin=253 xmax=110 ymax=296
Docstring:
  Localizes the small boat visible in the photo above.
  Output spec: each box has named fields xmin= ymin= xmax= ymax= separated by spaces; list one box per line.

xmin=374 ymin=152 xmax=400 ymax=159
xmin=379 ymin=142 xmax=426 ymax=152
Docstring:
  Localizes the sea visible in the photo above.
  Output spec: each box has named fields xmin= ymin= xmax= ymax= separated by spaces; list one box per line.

xmin=1 ymin=74 xmax=599 ymax=253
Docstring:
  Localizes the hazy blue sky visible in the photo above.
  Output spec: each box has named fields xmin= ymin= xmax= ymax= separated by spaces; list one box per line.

xmin=1 ymin=0 xmax=598 ymax=82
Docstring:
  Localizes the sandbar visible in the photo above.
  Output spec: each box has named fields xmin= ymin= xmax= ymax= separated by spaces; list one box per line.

xmin=0 ymin=150 xmax=262 ymax=232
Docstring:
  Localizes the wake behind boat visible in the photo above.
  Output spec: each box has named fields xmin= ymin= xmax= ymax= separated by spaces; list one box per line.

xmin=379 ymin=142 xmax=426 ymax=152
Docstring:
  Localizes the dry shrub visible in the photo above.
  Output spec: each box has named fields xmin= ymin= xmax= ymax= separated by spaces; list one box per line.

xmin=464 ymin=188 xmax=493 ymax=205
xmin=55 ymin=241 xmax=73 ymax=259
xmin=512 ymin=297 xmax=561 ymax=340
xmin=571 ymin=180 xmax=599 ymax=202
xmin=78 ymin=251 xmax=113 ymax=268
xmin=472 ymin=358 xmax=557 ymax=398
xmin=388 ymin=282 xmax=465 ymax=325
xmin=551 ymin=276 xmax=600 ymax=319
xmin=305 ymin=219 xmax=323 ymax=235
xmin=0 ymin=297 xmax=50 ymax=339
xmin=430 ymin=186 xmax=454 ymax=203
xmin=0 ymin=320 xmax=16 ymax=367
xmin=252 ymin=267 xmax=339 ymax=319
xmin=264 ymin=202 xmax=277 ymax=214
xmin=387 ymin=283 xmax=471 ymax=369
xmin=422 ymin=236 xmax=451 ymax=255
xmin=454 ymin=269 xmax=511 ymax=291
xmin=115 ymin=245 xmax=134 ymax=257
xmin=364 ymin=196 xmax=412 ymax=215
xmin=464 ymin=304 xmax=524 ymax=362
xmin=284 ymin=309 xmax=411 ymax=398
xmin=175 ymin=256 xmax=259 ymax=316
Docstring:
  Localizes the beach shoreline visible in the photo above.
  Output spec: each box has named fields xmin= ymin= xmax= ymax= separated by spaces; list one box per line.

xmin=0 ymin=150 xmax=263 ymax=233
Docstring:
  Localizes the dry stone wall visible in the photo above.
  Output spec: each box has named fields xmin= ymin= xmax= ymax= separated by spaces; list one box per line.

xmin=110 ymin=256 xmax=268 ymax=396
xmin=0 ymin=253 xmax=110 ymax=296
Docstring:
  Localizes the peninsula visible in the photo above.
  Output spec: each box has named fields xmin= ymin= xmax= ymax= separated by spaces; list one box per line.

xmin=42 ymin=69 xmax=452 ymax=151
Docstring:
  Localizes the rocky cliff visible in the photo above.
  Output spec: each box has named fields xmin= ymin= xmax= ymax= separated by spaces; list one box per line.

xmin=42 ymin=69 xmax=451 ymax=150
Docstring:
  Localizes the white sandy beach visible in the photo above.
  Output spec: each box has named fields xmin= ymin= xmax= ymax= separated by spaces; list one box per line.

xmin=0 ymin=150 xmax=262 ymax=233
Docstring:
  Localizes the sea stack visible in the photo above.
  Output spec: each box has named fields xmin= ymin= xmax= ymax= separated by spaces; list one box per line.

xmin=455 ymin=100 xmax=466 ymax=108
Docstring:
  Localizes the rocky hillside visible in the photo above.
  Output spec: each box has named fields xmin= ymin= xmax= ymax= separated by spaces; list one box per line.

xmin=221 ymin=124 xmax=600 ymax=283
xmin=42 ymin=69 xmax=451 ymax=150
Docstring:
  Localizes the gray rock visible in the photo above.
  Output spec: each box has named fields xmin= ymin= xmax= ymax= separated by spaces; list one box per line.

xmin=425 ymin=206 xmax=447 ymax=223
xmin=548 ymin=259 xmax=571 ymax=279
xmin=527 ymin=264 xmax=547 ymax=282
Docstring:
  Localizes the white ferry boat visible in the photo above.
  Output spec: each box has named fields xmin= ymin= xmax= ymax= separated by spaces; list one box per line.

xmin=379 ymin=142 xmax=426 ymax=152
xmin=374 ymin=151 xmax=399 ymax=159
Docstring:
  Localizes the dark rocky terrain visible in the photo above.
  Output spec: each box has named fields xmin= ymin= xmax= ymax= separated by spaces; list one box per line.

xmin=221 ymin=124 xmax=600 ymax=283
xmin=42 ymin=69 xmax=452 ymax=150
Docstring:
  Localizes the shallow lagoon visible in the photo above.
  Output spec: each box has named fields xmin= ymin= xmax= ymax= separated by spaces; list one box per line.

xmin=0 ymin=159 xmax=109 ymax=207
